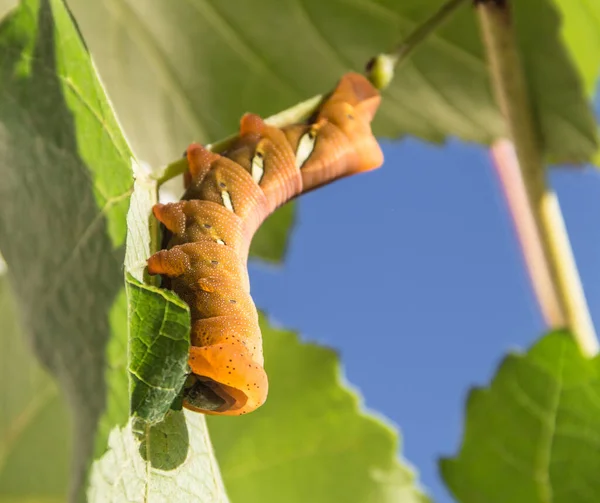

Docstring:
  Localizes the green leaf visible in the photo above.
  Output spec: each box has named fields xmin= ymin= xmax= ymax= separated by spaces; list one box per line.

xmin=65 ymin=0 xmax=597 ymax=167
xmin=127 ymin=275 xmax=190 ymax=424
xmin=551 ymin=0 xmax=600 ymax=97
xmin=440 ymin=331 xmax=600 ymax=503
xmin=208 ymin=313 xmax=430 ymax=503
xmin=510 ymin=0 xmax=599 ymax=164
xmin=88 ymin=411 xmax=228 ymax=503
xmin=551 ymin=0 xmax=600 ymax=167
xmin=0 ymin=0 xmax=133 ymax=497
xmin=0 ymin=271 xmax=71 ymax=503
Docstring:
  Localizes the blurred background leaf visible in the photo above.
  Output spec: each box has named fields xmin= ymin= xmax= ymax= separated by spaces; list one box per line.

xmin=208 ymin=314 xmax=430 ymax=503
xmin=0 ymin=0 xmax=133 ymax=498
xmin=440 ymin=331 xmax=600 ymax=503
xmin=65 ymin=0 xmax=598 ymax=170
xmin=0 ymin=270 xmax=71 ymax=503
xmin=61 ymin=0 xmax=600 ymax=264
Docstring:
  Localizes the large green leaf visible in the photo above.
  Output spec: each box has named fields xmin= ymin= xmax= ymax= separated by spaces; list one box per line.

xmin=440 ymin=331 xmax=600 ymax=503
xmin=0 ymin=271 xmax=71 ymax=503
xmin=0 ymin=0 xmax=133 ymax=497
xmin=208 ymin=314 xmax=429 ymax=503
xmin=66 ymin=0 xmax=598 ymax=169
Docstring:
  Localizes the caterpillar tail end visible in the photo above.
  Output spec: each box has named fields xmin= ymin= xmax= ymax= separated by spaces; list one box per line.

xmin=184 ymin=343 xmax=268 ymax=415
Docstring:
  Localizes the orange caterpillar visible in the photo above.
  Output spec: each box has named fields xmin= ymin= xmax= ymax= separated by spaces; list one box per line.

xmin=147 ymin=73 xmax=383 ymax=415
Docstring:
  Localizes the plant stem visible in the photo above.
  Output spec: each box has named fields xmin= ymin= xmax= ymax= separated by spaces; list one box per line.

xmin=477 ymin=1 xmax=598 ymax=355
xmin=366 ymin=0 xmax=469 ymax=90
xmin=154 ymin=158 xmax=188 ymax=187
xmin=490 ymin=140 xmax=563 ymax=325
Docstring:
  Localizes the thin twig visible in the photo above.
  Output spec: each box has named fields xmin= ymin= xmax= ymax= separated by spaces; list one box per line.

xmin=366 ymin=0 xmax=470 ymax=89
xmin=477 ymin=1 xmax=598 ymax=355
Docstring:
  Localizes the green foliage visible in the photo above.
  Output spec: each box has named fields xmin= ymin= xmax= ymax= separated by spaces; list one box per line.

xmin=0 ymin=0 xmax=133 ymax=496
xmin=510 ymin=0 xmax=599 ymax=163
xmin=127 ymin=275 xmax=190 ymax=424
xmin=66 ymin=0 xmax=598 ymax=168
xmin=0 ymin=273 xmax=71 ymax=503
xmin=209 ymin=314 xmax=430 ymax=503
xmin=2 ymin=0 xmax=600 ymax=502
xmin=552 ymin=0 xmax=600 ymax=96
xmin=441 ymin=331 xmax=600 ymax=503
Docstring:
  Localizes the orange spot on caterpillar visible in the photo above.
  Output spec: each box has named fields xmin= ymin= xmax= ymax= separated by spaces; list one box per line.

xmin=147 ymin=248 xmax=190 ymax=277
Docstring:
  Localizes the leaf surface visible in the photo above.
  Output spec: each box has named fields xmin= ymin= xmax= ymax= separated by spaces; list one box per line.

xmin=441 ymin=331 xmax=600 ymax=503
xmin=0 ymin=0 xmax=133 ymax=496
xmin=0 ymin=272 xmax=71 ymax=503
xmin=66 ymin=0 xmax=598 ymax=168
xmin=208 ymin=314 xmax=430 ymax=503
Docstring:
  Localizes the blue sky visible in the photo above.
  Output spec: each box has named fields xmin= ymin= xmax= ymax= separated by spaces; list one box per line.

xmin=248 ymin=93 xmax=600 ymax=502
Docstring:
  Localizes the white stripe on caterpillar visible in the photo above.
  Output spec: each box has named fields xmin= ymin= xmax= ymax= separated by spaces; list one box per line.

xmin=295 ymin=131 xmax=316 ymax=169
xmin=251 ymin=153 xmax=264 ymax=184
xmin=221 ymin=190 xmax=234 ymax=212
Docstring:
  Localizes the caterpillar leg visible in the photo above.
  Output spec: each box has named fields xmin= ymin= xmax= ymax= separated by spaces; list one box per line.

xmin=186 ymin=143 xmax=220 ymax=181
xmin=147 ymin=247 xmax=191 ymax=277
xmin=153 ymin=202 xmax=186 ymax=234
xmin=239 ymin=113 xmax=266 ymax=136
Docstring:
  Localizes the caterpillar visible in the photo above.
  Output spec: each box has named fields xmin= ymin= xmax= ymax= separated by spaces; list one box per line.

xmin=147 ymin=72 xmax=384 ymax=416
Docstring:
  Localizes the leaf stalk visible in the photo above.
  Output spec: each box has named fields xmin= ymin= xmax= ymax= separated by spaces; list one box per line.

xmin=477 ymin=0 xmax=598 ymax=355
xmin=366 ymin=0 xmax=470 ymax=89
